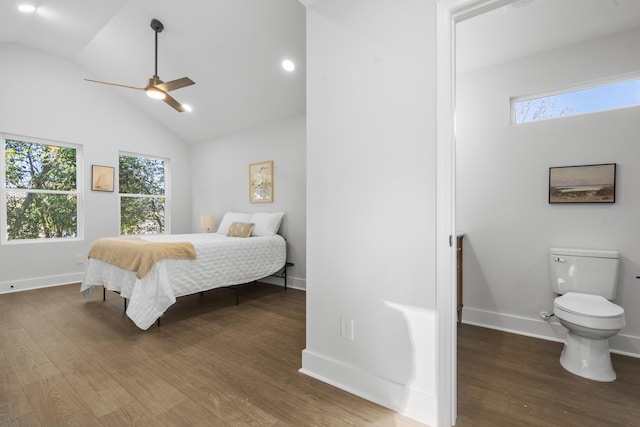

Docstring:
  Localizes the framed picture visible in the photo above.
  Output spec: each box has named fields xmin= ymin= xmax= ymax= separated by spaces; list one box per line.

xmin=91 ymin=165 xmax=115 ymax=192
xmin=549 ymin=163 xmax=616 ymax=204
xmin=249 ymin=160 xmax=273 ymax=203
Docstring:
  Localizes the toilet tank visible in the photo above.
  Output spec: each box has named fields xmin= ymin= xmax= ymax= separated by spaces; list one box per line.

xmin=549 ymin=248 xmax=620 ymax=299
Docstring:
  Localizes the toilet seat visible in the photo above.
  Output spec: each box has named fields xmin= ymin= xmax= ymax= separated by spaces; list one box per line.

xmin=554 ymin=292 xmax=625 ymax=330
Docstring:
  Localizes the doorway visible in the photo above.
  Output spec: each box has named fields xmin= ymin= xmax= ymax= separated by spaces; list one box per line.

xmin=442 ymin=0 xmax=640 ymax=425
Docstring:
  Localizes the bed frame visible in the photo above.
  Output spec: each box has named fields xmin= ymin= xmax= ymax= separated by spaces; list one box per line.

xmin=101 ymin=261 xmax=293 ymax=326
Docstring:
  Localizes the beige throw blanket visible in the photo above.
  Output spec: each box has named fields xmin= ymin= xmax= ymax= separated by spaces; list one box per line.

xmin=88 ymin=237 xmax=196 ymax=279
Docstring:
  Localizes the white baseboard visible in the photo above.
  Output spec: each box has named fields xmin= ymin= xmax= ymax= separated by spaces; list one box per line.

xmin=462 ymin=307 xmax=640 ymax=358
xmin=300 ymin=349 xmax=437 ymax=426
xmin=259 ymin=275 xmax=306 ymax=291
xmin=0 ymin=273 xmax=84 ymax=294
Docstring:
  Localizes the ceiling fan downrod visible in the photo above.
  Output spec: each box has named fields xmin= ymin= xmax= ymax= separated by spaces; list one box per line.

xmin=84 ymin=17 xmax=194 ymax=112
xmin=151 ymin=19 xmax=164 ymax=78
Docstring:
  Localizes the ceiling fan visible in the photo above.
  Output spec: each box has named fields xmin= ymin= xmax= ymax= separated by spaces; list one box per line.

xmin=85 ymin=18 xmax=195 ymax=112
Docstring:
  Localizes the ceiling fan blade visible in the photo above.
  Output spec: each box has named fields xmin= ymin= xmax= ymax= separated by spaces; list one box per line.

xmin=84 ymin=78 xmax=144 ymax=91
xmin=86 ymin=20 xmax=193 ymax=113
xmin=162 ymin=93 xmax=188 ymax=112
xmin=155 ymin=77 xmax=195 ymax=93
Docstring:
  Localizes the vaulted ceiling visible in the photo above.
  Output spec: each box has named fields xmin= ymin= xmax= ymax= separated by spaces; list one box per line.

xmin=0 ymin=0 xmax=306 ymax=144
xmin=2 ymin=0 xmax=639 ymax=144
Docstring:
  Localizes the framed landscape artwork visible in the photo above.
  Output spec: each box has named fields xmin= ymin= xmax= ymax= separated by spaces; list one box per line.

xmin=91 ymin=165 xmax=115 ymax=192
xmin=549 ymin=163 xmax=616 ymax=204
xmin=249 ymin=160 xmax=273 ymax=203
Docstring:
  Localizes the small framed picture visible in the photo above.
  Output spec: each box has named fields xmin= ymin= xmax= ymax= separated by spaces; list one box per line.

xmin=549 ymin=163 xmax=616 ymax=204
xmin=249 ymin=160 xmax=273 ymax=203
xmin=91 ymin=165 xmax=115 ymax=192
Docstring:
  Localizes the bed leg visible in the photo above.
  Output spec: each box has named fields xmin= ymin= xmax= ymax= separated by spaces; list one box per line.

xmin=103 ymin=286 xmax=106 ymax=301
xmin=279 ymin=262 xmax=293 ymax=291
xmin=124 ymin=298 xmax=127 ymax=313
xmin=283 ymin=262 xmax=293 ymax=291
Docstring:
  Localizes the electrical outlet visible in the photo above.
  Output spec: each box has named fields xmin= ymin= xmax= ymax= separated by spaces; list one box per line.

xmin=75 ymin=255 xmax=85 ymax=265
xmin=340 ymin=317 xmax=354 ymax=341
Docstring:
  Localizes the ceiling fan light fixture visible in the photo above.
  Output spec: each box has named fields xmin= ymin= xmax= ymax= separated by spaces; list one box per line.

xmin=146 ymin=88 xmax=166 ymax=100
xmin=85 ymin=19 xmax=194 ymax=113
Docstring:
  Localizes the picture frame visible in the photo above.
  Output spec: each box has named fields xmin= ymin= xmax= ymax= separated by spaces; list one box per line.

xmin=249 ymin=160 xmax=273 ymax=203
xmin=91 ymin=165 xmax=115 ymax=192
xmin=549 ymin=163 xmax=616 ymax=204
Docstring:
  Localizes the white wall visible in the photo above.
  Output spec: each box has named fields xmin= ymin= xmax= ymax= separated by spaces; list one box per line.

xmin=0 ymin=43 xmax=192 ymax=292
xmin=190 ymin=116 xmax=306 ymax=289
xmin=302 ymin=1 xmax=439 ymax=424
xmin=457 ymin=27 xmax=640 ymax=356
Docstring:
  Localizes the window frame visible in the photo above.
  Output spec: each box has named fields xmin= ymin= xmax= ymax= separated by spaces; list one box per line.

xmin=118 ymin=151 xmax=171 ymax=236
xmin=511 ymin=73 xmax=640 ymax=125
xmin=0 ymin=133 xmax=84 ymax=245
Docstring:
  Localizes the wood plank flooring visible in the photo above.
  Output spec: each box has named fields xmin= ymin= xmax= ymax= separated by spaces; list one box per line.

xmin=0 ymin=283 xmax=423 ymax=427
xmin=3 ymin=283 xmax=639 ymax=426
xmin=457 ymin=323 xmax=640 ymax=427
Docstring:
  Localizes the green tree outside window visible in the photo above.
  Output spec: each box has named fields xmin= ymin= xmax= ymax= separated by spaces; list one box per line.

xmin=3 ymin=138 xmax=78 ymax=241
xmin=119 ymin=154 xmax=167 ymax=235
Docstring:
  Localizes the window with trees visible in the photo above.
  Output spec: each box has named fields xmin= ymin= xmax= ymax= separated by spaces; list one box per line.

xmin=119 ymin=153 xmax=169 ymax=235
xmin=512 ymin=77 xmax=640 ymax=124
xmin=1 ymin=135 xmax=82 ymax=243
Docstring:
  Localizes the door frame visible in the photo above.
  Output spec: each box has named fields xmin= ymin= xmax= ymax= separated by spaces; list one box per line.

xmin=435 ymin=1 xmax=519 ymax=425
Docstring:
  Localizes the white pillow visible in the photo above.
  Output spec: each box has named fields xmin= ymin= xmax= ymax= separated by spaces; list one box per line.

xmin=250 ymin=212 xmax=284 ymax=236
xmin=217 ymin=212 xmax=252 ymax=234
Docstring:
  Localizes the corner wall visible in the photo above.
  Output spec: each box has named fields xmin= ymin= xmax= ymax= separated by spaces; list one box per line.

xmin=303 ymin=1 xmax=439 ymax=424
xmin=457 ymin=27 xmax=640 ymax=356
xmin=0 ymin=43 xmax=192 ymax=293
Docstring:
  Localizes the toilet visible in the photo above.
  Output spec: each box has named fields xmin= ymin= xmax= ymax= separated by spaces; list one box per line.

xmin=549 ymin=248 xmax=625 ymax=382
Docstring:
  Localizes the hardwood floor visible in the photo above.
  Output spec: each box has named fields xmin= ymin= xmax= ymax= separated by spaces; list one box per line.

xmin=0 ymin=283 xmax=422 ymax=427
xmin=3 ymin=284 xmax=638 ymax=426
xmin=457 ymin=323 xmax=640 ymax=427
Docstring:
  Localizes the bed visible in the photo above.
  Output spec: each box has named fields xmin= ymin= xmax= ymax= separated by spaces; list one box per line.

xmin=80 ymin=212 xmax=286 ymax=329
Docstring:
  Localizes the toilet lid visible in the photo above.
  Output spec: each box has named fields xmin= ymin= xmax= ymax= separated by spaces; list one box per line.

xmin=555 ymin=292 xmax=624 ymax=318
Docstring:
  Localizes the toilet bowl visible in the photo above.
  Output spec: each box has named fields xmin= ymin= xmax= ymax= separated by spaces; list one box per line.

xmin=549 ymin=248 xmax=625 ymax=382
xmin=553 ymin=292 xmax=625 ymax=381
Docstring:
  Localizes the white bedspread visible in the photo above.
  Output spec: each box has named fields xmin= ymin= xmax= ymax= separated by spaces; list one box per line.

xmin=80 ymin=233 xmax=286 ymax=329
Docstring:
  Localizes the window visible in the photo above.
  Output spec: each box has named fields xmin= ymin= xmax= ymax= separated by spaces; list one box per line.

xmin=513 ymin=77 xmax=640 ymax=124
xmin=119 ymin=153 xmax=169 ymax=235
xmin=1 ymin=134 xmax=82 ymax=243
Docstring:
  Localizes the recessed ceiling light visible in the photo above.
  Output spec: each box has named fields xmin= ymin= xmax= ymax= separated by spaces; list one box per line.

xmin=18 ymin=4 xmax=36 ymax=13
xmin=282 ymin=59 xmax=295 ymax=72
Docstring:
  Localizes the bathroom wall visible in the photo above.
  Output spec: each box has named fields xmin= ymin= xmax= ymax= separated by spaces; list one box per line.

xmin=456 ymin=27 xmax=640 ymax=356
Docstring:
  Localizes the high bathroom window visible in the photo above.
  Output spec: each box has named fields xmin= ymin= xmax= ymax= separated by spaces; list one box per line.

xmin=512 ymin=77 xmax=640 ymax=124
